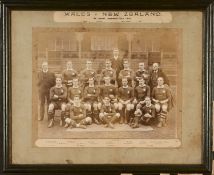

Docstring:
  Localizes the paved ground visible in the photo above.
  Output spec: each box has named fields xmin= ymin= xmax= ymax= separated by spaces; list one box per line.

xmin=37 ymin=108 xmax=178 ymax=139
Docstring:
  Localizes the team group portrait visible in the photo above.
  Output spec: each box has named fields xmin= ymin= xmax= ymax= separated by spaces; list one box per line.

xmin=33 ymin=28 xmax=181 ymax=139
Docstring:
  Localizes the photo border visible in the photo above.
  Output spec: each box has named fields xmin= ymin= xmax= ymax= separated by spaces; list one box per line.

xmin=1 ymin=0 xmax=213 ymax=174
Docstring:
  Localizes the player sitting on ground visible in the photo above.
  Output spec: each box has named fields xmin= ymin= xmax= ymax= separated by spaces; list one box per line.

xmin=99 ymin=96 xmax=120 ymax=129
xmin=64 ymin=96 xmax=92 ymax=129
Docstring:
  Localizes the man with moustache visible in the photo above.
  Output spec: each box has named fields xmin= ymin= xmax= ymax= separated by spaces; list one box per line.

xmin=37 ymin=61 xmax=55 ymax=121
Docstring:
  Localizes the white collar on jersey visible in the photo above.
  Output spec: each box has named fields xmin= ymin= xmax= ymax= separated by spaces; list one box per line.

xmin=42 ymin=69 xmax=48 ymax=73
xmin=139 ymin=84 xmax=146 ymax=87
xmin=122 ymin=85 xmax=129 ymax=88
xmin=157 ymin=85 xmax=164 ymax=88
xmin=55 ymin=84 xmax=63 ymax=88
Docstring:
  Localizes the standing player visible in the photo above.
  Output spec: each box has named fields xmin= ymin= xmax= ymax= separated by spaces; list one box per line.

xmin=118 ymin=60 xmax=134 ymax=87
xmin=62 ymin=61 xmax=78 ymax=88
xmin=37 ymin=61 xmax=55 ymax=121
xmin=64 ymin=96 xmax=92 ymax=129
xmin=80 ymin=60 xmax=97 ymax=88
xmin=47 ymin=76 xmax=67 ymax=128
xmin=149 ymin=62 xmax=169 ymax=91
xmin=100 ymin=76 xmax=118 ymax=109
xmin=118 ymin=78 xmax=134 ymax=124
xmin=99 ymin=97 xmax=120 ymax=129
xmin=135 ymin=62 xmax=149 ymax=85
xmin=83 ymin=78 xmax=101 ymax=124
xmin=100 ymin=59 xmax=116 ymax=85
xmin=152 ymin=77 xmax=171 ymax=127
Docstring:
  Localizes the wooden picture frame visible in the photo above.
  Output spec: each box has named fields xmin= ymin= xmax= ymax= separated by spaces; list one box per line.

xmin=0 ymin=0 xmax=214 ymax=174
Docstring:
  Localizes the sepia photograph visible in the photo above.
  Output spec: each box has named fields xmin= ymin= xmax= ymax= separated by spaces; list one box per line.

xmin=32 ymin=27 xmax=182 ymax=146
xmin=10 ymin=10 xmax=204 ymax=165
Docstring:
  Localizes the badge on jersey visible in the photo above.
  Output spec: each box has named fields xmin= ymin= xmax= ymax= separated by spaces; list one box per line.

xmin=162 ymin=90 xmax=166 ymax=93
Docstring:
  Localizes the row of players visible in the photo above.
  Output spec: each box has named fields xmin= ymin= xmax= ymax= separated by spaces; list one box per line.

xmin=45 ymin=75 xmax=172 ymax=129
xmin=60 ymin=59 xmax=169 ymax=89
xmin=37 ymin=59 xmax=173 ymax=129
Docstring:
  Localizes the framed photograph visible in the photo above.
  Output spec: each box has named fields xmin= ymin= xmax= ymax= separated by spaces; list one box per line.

xmin=1 ymin=0 xmax=214 ymax=174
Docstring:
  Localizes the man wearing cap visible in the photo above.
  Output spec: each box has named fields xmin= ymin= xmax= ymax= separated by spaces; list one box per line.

xmin=64 ymin=95 xmax=92 ymax=129
xmin=47 ymin=76 xmax=67 ymax=128
xmin=80 ymin=60 xmax=97 ymax=88
xmin=99 ymin=96 xmax=120 ymax=129
xmin=118 ymin=60 xmax=134 ymax=87
xmin=152 ymin=77 xmax=171 ymax=127
xmin=100 ymin=76 xmax=118 ymax=109
xmin=62 ymin=61 xmax=78 ymax=88
xmin=37 ymin=61 xmax=55 ymax=121
xmin=100 ymin=59 xmax=116 ymax=85
xmin=83 ymin=78 xmax=101 ymax=124
xmin=118 ymin=78 xmax=134 ymax=124
xmin=149 ymin=62 xmax=169 ymax=91
xmin=135 ymin=62 xmax=149 ymax=86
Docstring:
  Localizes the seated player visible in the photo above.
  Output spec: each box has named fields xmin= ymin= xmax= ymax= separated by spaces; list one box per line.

xmin=83 ymin=78 xmax=101 ymax=124
xmin=80 ymin=60 xmax=97 ymax=88
xmin=130 ymin=97 xmax=155 ymax=128
xmin=47 ymin=76 xmax=67 ymax=128
xmin=62 ymin=61 xmax=78 ymax=88
xmin=99 ymin=97 xmax=120 ymax=129
xmin=135 ymin=62 xmax=149 ymax=85
xmin=134 ymin=78 xmax=150 ymax=109
xmin=140 ymin=97 xmax=155 ymax=125
xmin=64 ymin=96 xmax=92 ymax=129
xmin=67 ymin=78 xmax=83 ymax=105
xmin=152 ymin=77 xmax=171 ymax=127
xmin=100 ymin=59 xmax=116 ymax=85
xmin=118 ymin=78 xmax=134 ymax=124
xmin=100 ymin=76 xmax=118 ymax=109
xmin=118 ymin=60 xmax=134 ymax=87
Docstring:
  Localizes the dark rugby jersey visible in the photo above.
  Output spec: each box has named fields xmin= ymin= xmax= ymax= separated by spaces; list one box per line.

xmin=118 ymin=86 xmax=134 ymax=101
xmin=119 ymin=69 xmax=134 ymax=80
xmin=50 ymin=86 xmax=67 ymax=102
xmin=81 ymin=69 xmax=96 ymax=81
xmin=135 ymin=69 xmax=149 ymax=83
xmin=62 ymin=69 xmax=78 ymax=81
xmin=135 ymin=85 xmax=150 ymax=101
xmin=67 ymin=87 xmax=83 ymax=101
xmin=84 ymin=86 xmax=99 ymax=101
xmin=100 ymin=104 xmax=116 ymax=114
xmin=152 ymin=86 xmax=170 ymax=101
xmin=101 ymin=68 xmax=116 ymax=79
xmin=100 ymin=85 xmax=117 ymax=99
xmin=142 ymin=104 xmax=155 ymax=118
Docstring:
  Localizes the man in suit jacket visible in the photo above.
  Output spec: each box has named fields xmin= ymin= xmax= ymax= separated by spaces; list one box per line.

xmin=149 ymin=62 xmax=169 ymax=91
xmin=37 ymin=61 xmax=55 ymax=121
